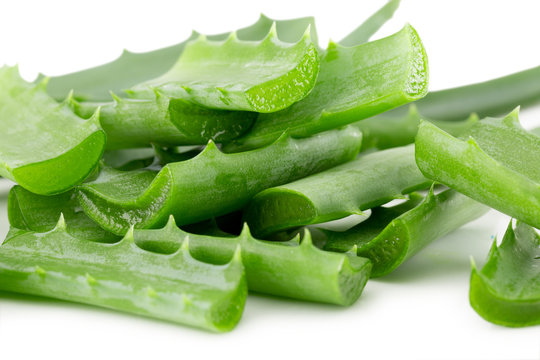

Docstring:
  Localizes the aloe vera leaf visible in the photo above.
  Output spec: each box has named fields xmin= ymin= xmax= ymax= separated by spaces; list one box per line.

xmin=470 ymin=221 xmax=540 ymax=327
xmin=339 ymin=0 xmax=400 ymax=46
xmin=0 ymin=66 xmax=105 ymax=195
xmin=415 ymin=108 xmax=540 ymax=229
xmin=44 ymin=15 xmax=318 ymax=102
xmin=133 ymin=216 xmax=371 ymax=305
xmin=245 ymin=145 xmax=430 ymax=238
xmin=354 ymin=104 xmax=478 ymax=151
xmin=324 ymin=188 xmax=489 ymax=277
xmin=225 ymin=24 xmax=428 ymax=151
xmin=77 ymin=127 xmax=362 ymax=235
xmin=0 ymin=216 xmax=247 ymax=332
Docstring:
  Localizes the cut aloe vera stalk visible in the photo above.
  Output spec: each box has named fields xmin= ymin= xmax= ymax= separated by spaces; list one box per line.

xmin=134 ymin=216 xmax=371 ymax=305
xmin=415 ymin=108 xmax=540 ymax=229
xmin=0 ymin=66 xmax=105 ymax=195
xmin=0 ymin=215 xmax=247 ymax=332
xmin=470 ymin=221 xmax=540 ymax=327
xmin=226 ymin=24 xmax=428 ymax=151
xmin=324 ymin=188 xmax=489 ymax=277
xmin=78 ymin=127 xmax=362 ymax=235
xmin=245 ymin=145 xmax=430 ymax=238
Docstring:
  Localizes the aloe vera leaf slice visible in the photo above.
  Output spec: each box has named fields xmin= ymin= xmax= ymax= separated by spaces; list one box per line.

xmin=133 ymin=217 xmax=371 ymax=306
xmin=225 ymin=24 xmax=428 ymax=151
xmin=77 ymin=126 xmax=362 ymax=235
xmin=415 ymin=108 xmax=540 ymax=229
xmin=0 ymin=216 xmax=247 ymax=332
xmin=470 ymin=221 xmax=540 ymax=327
xmin=324 ymin=188 xmax=489 ymax=277
xmin=245 ymin=145 xmax=430 ymax=238
xmin=0 ymin=66 xmax=105 ymax=195
xmin=339 ymin=0 xmax=400 ymax=46
xmin=43 ymin=15 xmax=318 ymax=102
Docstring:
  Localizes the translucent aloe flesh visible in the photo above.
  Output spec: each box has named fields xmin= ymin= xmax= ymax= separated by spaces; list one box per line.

xmin=245 ymin=145 xmax=430 ymax=237
xmin=78 ymin=127 xmax=362 ymax=235
xmin=134 ymin=217 xmax=371 ymax=306
xmin=0 ymin=216 xmax=247 ymax=332
xmin=415 ymin=109 xmax=540 ymax=229
xmin=470 ymin=222 xmax=540 ymax=327
xmin=323 ymin=189 xmax=489 ymax=277
xmin=226 ymin=24 xmax=428 ymax=151
xmin=0 ymin=66 xmax=106 ymax=195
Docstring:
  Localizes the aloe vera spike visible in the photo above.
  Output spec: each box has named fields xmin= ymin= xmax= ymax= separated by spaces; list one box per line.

xmin=245 ymin=145 xmax=430 ymax=238
xmin=77 ymin=126 xmax=362 ymax=235
xmin=470 ymin=221 xmax=540 ymax=327
xmin=339 ymin=0 xmax=400 ymax=46
xmin=0 ymin=66 xmax=106 ymax=195
xmin=415 ymin=109 xmax=540 ymax=229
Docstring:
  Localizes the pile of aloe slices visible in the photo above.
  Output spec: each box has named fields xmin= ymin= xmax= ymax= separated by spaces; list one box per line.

xmin=0 ymin=0 xmax=538 ymax=331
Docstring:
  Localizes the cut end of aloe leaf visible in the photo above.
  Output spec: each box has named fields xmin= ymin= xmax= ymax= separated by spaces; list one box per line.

xmin=402 ymin=24 xmax=429 ymax=100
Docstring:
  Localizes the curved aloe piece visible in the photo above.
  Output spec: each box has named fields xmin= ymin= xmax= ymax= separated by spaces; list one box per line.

xmin=324 ymin=188 xmax=489 ymax=277
xmin=245 ymin=145 xmax=430 ymax=237
xmin=470 ymin=221 xmax=540 ymax=327
xmin=78 ymin=127 xmax=362 ymax=235
xmin=0 ymin=215 xmax=247 ymax=332
xmin=0 ymin=66 xmax=105 ymax=195
xmin=44 ymin=15 xmax=319 ymax=102
xmin=415 ymin=108 xmax=540 ymax=229
xmin=226 ymin=24 xmax=428 ymax=151
xmin=134 ymin=216 xmax=371 ymax=305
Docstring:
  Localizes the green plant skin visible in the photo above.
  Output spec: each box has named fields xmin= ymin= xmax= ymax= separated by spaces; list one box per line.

xmin=0 ymin=215 xmax=247 ymax=332
xmin=134 ymin=216 xmax=371 ymax=306
xmin=225 ymin=24 xmax=428 ymax=151
xmin=0 ymin=66 xmax=106 ymax=195
xmin=354 ymin=104 xmax=478 ymax=151
xmin=245 ymin=145 xmax=430 ymax=238
xmin=323 ymin=189 xmax=489 ymax=277
xmin=130 ymin=25 xmax=319 ymax=113
xmin=43 ymin=15 xmax=319 ymax=102
xmin=77 ymin=127 xmax=362 ymax=235
xmin=415 ymin=108 xmax=540 ymax=229
xmin=470 ymin=221 xmax=540 ymax=327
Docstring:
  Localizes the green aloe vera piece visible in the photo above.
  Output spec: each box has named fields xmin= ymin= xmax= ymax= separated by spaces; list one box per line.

xmin=323 ymin=188 xmax=489 ymax=277
xmin=134 ymin=216 xmax=371 ymax=305
xmin=415 ymin=108 xmax=540 ymax=229
xmin=77 ymin=127 xmax=362 ymax=235
xmin=0 ymin=215 xmax=247 ymax=332
xmin=0 ymin=66 xmax=105 ymax=195
xmin=226 ymin=24 xmax=428 ymax=151
xmin=470 ymin=221 xmax=540 ymax=327
xmin=44 ymin=15 xmax=319 ymax=102
xmin=245 ymin=145 xmax=430 ymax=238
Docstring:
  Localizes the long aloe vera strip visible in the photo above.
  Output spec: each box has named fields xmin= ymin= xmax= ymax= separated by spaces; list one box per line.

xmin=0 ymin=216 xmax=247 ymax=332
xmin=470 ymin=221 xmax=540 ymax=327
xmin=415 ymin=109 xmax=540 ymax=229
xmin=324 ymin=189 xmax=489 ymax=277
xmin=78 ymin=127 xmax=362 ymax=235
xmin=226 ymin=24 xmax=428 ymax=151
xmin=44 ymin=15 xmax=318 ymax=102
xmin=133 ymin=216 xmax=371 ymax=305
xmin=245 ymin=145 xmax=430 ymax=237
xmin=0 ymin=66 xmax=105 ymax=195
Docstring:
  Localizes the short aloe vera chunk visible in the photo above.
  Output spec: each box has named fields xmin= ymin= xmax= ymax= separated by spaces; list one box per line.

xmin=415 ymin=109 xmax=540 ymax=229
xmin=0 ymin=216 xmax=247 ymax=332
xmin=134 ymin=217 xmax=371 ymax=305
xmin=78 ymin=127 xmax=362 ymax=235
xmin=324 ymin=188 xmax=489 ymax=277
xmin=226 ymin=24 xmax=428 ymax=151
xmin=0 ymin=66 xmax=105 ymax=195
xmin=245 ymin=145 xmax=430 ymax=237
xmin=470 ymin=221 xmax=540 ymax=327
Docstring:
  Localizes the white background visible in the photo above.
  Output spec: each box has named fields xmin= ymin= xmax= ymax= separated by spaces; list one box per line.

xmin=1 ymin=1 xmax=540 ymax=359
